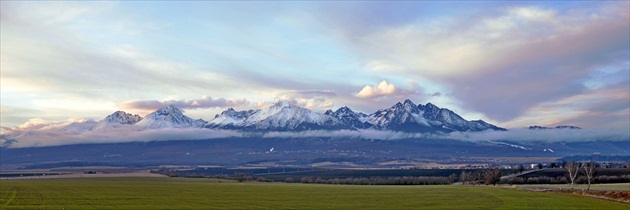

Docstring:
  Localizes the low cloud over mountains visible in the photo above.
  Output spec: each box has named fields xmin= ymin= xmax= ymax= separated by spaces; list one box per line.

xmin=2 ymin=99 xmax=627 ymax=148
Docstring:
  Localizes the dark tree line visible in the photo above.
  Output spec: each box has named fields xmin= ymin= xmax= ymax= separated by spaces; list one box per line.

xmin=290 ymin=176 xmax=451 ymax=185
xmin=459 ymin=168 xmax=502 ymax=185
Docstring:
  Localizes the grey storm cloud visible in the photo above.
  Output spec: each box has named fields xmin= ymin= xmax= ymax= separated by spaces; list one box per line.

xmin=118 ymin=96 xmax=250 ymax=111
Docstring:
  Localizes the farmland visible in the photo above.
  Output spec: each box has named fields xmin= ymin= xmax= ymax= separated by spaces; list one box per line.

xmin=1 ymin=177 xmax=628 ymax=209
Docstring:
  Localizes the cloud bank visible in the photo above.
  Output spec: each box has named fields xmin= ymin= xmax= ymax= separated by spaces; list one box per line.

xmin=2 ymin=126 xmax=242 ymax=148
xmin=3 ymin=121 xmax=627 ymax=148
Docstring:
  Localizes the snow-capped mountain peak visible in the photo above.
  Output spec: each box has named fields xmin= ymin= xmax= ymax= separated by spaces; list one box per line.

xmin=207 ymin=108 xmax=257 ymax=127
xmin=208 ymin=100 xmax=349 ymax=131
xmin=51 ymin=99 xmax=506 ymax=133
xmin=135 ymin=105 xmax=206 ymax=129
xmin=104 ymin=111 xmax=143 ymax=124
xmin=271 ymin=100 xmax=292 ymax=108
xmin=326 ymin=106 xmax=370 ymax=129
xmin=91 ymin=111 xmax=143 ymax=131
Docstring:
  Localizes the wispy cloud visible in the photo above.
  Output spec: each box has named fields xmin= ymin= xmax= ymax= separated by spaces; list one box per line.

xmin=332 ymin=2 xmax=629 ymax=128
xmin=118 ymin=96 xmax=250 ymax=111
xmin=1 ymin=1 xmax=628 ymax=131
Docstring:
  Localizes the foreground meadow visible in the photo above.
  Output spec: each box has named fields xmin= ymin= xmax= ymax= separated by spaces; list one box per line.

xmin=1 ymin=177 xmax=628 ymax=209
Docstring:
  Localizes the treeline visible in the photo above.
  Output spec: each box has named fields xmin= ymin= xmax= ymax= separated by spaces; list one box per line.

xmin=153 ymin=165 xmax=630 ymax=187
xmin=154 ymin=169 xmax=452 ymax=185
xmin=457 ymin=168 xmax=502 ymax=185
xmin=285 ymin=176 xmax=451 ymax=185
xmin=501 ymin=175 xmax=630 ymax=185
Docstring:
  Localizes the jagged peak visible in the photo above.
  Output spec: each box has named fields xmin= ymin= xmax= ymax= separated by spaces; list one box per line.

xmin=155 ymin=105 xmax=182 ymax=113
xmin=103 ymin=110 xmax=142 ymax=122
xmin=403 ymin=99 xmax=415 ymax=106
xmin=111 ymin=110 xmax=128 ymax=115
xmin=220 ymin=108 xmax=237 ymax=115
xmin=324 ymin=109 xmax=334 ymax=115
xmin=271 ymin=100 xmax=293 ymax=108
xmin=336 ymin=106 xmax=353 ymax=112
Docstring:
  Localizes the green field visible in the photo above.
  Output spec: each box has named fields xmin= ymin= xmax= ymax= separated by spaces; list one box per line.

xmin=1 ymin=177 xmax=628 ymax=209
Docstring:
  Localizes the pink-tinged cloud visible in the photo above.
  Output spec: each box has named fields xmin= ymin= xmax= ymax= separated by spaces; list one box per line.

xmin=355 ymin=81 xmax=397 ymax=98
xmin=118 ymin=96 xmax=250 ymax=111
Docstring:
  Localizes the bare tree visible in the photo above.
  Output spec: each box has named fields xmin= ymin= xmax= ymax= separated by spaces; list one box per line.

xmin=582 ymin=161 xmax=597 ymax=191
xmin=483 ymin=168 xmax=502 ymax=185
xmin=565 ymin=161 xmax=580 ymax=189
xmin=471 ymin=171 xmax=484 ymax=185
xmin=448 ymin=173 xmax=458 ymax=184
xmin=460 ymin=171 xmax=468 ymax=185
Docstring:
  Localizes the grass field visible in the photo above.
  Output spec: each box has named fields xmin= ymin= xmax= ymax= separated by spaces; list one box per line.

xmin=1 ymin=177 xmax=628 ymax=209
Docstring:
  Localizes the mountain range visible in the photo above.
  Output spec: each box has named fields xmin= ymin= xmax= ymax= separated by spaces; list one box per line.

xmin=1 ymin=99 xmax=623 ymax=161
xmin=174 ymin=99 xmax=504 ymax=132
xmin=2 ymin=99 xmax=507 ymax=142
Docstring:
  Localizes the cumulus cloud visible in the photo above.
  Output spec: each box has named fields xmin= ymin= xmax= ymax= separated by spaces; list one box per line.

xmin=118 ymin=96 xmax=250 ymax=111
xmin=355 ymin=81 xmax=397 ymax=98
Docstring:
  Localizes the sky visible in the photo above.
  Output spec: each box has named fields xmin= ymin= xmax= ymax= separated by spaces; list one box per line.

xmin=1 ymin=1 xmax=629 ymax=132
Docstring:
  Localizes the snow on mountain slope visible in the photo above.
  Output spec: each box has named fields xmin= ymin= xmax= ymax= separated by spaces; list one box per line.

xmin=91 ymin=111 xmax=143 ymax=131
xmin=325 ymin=106 xmax=370 ymax=129
xmin=209 ymin=99 xmax=505 ymax=133
xmin=252 ymin=101 xmax=348 ymax=130
xmin=206 ymin=108 xmax=257 ymax=129
xmin=59 ymin=120 xmax=97 ymax=133
xmin=355 ymin=99 xmax=505 ymax=132
xmin=208 ymin=100 xmax=349 ymax=131
xmin=367 ymin=100 xmax=435 ymax=132
xmin=419 ymin=102 xmax=505 ymax=132
xmin=135 ymin=105 xmax=207 ymax=129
